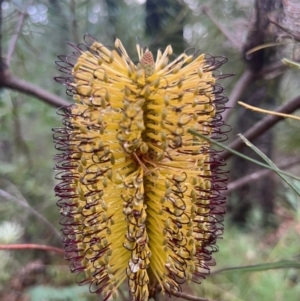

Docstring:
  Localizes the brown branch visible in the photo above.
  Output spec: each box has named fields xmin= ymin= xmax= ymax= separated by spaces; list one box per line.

xmin=269 ymin=17 xmax=300 ymax=41
xmin=0 ymin=72 xmax=70 ymax=107
xmin=222 ymin=94 xmax=300 ymax=160
xmin=0 ymin=188 xmax=62 ymax=244
xmin=224 ymin=60 xmax=288 ymax=122
xmin=9 ymin=260 xmax=45 ymax=288
xmin=171 ymin=290 xmax=219 ymax=301
xmin=0 ymin=0 xmax=4 ymax=73
xmin=0 ymin=3 xmax=69 ymax=108
xmin=202 ymin=6 xmax=241 ymax=52
xmin=223 ymin=70 xmax=256 ymax=121
xmin=226 ymin=155 xmax=300 ymax=193
xmin=0 ymin=243 xmax=64 ymax=254
xmin=6 ymin=0 xmax=33 ymax=66
xmin=259 ymin=60 xmax=287 ymax=79
xmin=8 ymin=260 xmax=45 ymax=294
xmin=223 ymin=61 xmax=287 ymax=122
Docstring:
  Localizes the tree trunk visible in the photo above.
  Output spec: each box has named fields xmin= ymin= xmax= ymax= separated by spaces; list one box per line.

xmin=229 ymin=0 xmax=283 ymax=226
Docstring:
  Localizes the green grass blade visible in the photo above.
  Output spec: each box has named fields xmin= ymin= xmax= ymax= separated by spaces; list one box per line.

xmin=211 ymin=260 xmax=300 ymax=275
xmin=187 ymin=129 xmax=300 ymax=185
xmin=238 ymin=134 xmax=300 ymax=196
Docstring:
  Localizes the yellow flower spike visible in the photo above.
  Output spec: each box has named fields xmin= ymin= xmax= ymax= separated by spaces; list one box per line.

xmin=54 ymin=35 xmax=230 ymax=301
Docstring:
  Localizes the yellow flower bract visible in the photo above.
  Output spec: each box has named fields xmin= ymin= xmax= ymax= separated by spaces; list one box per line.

xmin=55 ymin=37 xmax=224 ymax=301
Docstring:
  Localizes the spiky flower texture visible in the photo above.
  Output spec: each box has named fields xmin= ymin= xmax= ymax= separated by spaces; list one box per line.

xmin=54 ymin=36 xmax=228 ymax=301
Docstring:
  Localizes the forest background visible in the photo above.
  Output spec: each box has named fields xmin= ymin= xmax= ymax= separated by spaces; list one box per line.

xmin=0 ymin=0 xmax=300 ymax=300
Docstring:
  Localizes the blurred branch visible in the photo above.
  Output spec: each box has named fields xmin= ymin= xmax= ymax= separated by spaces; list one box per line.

xmin=224 ymin=61 xmax=287 ymax=122
xmin=6 ymin=0 xmax=33 ymax=67
xmin=0 ymin=1 xmax=69 ymax=108
xmin=202 ymin=6 xmax=241 ymax=51
xmin=222 ymin=94 xmax=300 ymax=160
xmin=70 ymin=0 xmax=80 ymax=44
xmin=170 ymin=290 xmax=218 ymax=301
xmin=9 ymin=260 xmax=45 ymax=292
xmin=223 ymin=70 xmax=256 ymax=121
xmin=0 ymin=0 xmax=4 ymax=73
xmin=117 ymin=288 xmax=127 ymax=301
xmin=227 ymin=155 xmax=300 ymax=193
xmin=0 ymin=73 xmax=70 ymax=107
xmin=12 ymin=97 xmax=34 ymax=171
xmin=0 ymin=188 xmax=62 ymax=244
xmin=0 ymin=243 xmax=64 ymax=254
xmin=259 ymin=60 xmax=287 ymax=79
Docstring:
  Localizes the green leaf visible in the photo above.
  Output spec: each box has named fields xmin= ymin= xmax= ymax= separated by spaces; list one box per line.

xmin=238 ymin=134 xmax=300 ymax=196
xmin=212 ymin=260 xmax=300 ymax=275
xmin=188 ymin=129 xmax=300 ymax=186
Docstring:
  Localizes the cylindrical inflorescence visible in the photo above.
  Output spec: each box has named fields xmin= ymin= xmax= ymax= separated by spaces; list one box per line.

xmin=53 ymin=35 xmax=229 ymax=301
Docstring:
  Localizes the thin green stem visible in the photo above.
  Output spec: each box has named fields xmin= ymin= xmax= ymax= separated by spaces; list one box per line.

xmin=238 ymin=134 xmax=300 ymax=195
xmin=188 ymin=129 xmax=300 ymax=182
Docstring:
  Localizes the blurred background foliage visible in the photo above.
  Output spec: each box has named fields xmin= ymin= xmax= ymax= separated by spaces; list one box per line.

xmin=0 ymin=0 xmax=299 ymax=300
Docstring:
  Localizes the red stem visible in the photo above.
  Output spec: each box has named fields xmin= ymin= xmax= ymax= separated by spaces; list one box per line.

xmin=0 ymin=244 xmax=64 ymax=255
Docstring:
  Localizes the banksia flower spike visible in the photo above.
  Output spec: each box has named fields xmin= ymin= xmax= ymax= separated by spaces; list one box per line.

xmin=54 ymin=35 xmax=229 ymax=301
